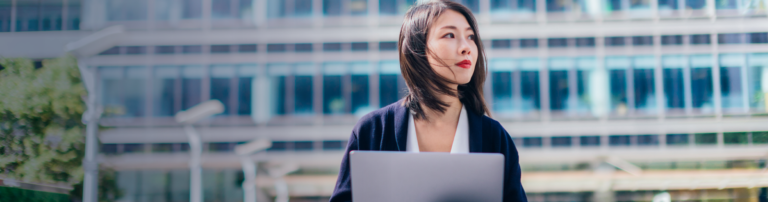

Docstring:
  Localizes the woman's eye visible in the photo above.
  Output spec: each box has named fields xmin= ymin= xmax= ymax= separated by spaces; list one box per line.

xmin=443 ymin=33 xmax=454 ymax=38
xmin=468 ymin=35 xmax=475 ymax=40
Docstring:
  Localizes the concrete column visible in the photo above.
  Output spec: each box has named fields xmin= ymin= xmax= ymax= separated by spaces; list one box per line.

xmin=252 ymin=66 xmax=272 ymax=124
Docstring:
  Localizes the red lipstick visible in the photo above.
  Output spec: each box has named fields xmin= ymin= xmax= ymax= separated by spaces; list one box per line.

xmin=456 ymin=59 xmax=471 ymax=69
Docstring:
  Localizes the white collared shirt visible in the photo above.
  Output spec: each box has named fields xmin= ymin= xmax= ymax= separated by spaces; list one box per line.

xmin=405 ymin=105 xmax=469 ymax=153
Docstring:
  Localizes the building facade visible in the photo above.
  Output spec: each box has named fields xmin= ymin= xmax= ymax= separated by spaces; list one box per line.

xmin=3 ymin=0 xmax=768 ymax=201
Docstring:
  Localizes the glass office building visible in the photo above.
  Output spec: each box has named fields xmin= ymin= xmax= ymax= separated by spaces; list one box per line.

xmin=3 ymin=0 xmax=768 ymax=201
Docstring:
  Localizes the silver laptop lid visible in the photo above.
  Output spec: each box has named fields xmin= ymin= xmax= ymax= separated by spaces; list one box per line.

xmin=350 ymin=151 xmax=505 ymax=202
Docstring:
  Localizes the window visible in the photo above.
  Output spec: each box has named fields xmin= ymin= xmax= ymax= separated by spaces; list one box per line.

xmin=210 ymin=45 xmax=231 ymax=53
xmin=268 ymin=141 xmax=288 ymax=151
xmin=662 ymin=55 xmax=685 ymax=112
xmin=690 ymin=55 xmax=714 ymax=112
xmin=210 ymin=65 xmax=234 ymax=114
xmin=0 ymin=1 xmax=10 ymax=32
xmin=183 ymin=0 xmax=203 ymax=19
xmin=748 ymin=53 xmax=768 ymax=112
xmin=658 ymin=0 xmax=679 ymax=10
xmin=294 ymin=141 xmax=314 ymax=151
xmin=379 ymin=61 xmax=406 ymax=107
xmin=268 ymin=63 xmax=288 ymax=115
xmin=350 ymin=62 xmax=370 ymax=114
xmin=125 ymin=46 xmax=146 ymax=55
xmin=637 ymin=135 xmax=658 ymax=145
xmin=686 ymin=0 xmax=705 ymax=9
xmin=238 ymin=44 xmax=257 ymax=52
xmin=100 ymin=66 xmax=146 ymax=118
xmin=208 ymin=142 xmax=235 ymax=152
xmin=694 ymin=133 xmax=717 ymax=145
xmin=661 ymin=35 xmax=683 ymax=45
xmin=605 ymin=37 xmax=626 ymax=46
xmin=182 ymin=45 xmax=202 ymax=54
xmin=237 ymin=65 xmax=256 ymax=115
xmin=102 ymin=144 xmax=118 ymax=154
xmin=632 ymin=36 xmax=653 ymax=46
xmin=323 ymin=43 xmax=342 ymax=51
xmin=155 ymin=46 xmax=176 ymax=54
xmin=575 ymin=37 xmax=595 ymax=47
xmin=106 ymin=0 xmax=148 ymax=21
xmin=633 ymin=56 xmax=656 ymax=114
xmin=490 ymin=59 xmax=514 ymax=113
xmin=66 ymin=0 xmax=81 ymax=30
xmin=749 ymin=33 xmax=768 ymax=44
xmin=268 ymin=0 xmax=313 ymax=18
xmin=323 ymin=140 xmax=346 ymax=150
xmin=324 ymin=0 xmax=343 ymax=16
xmin=723 ymin=132 xmax=747 ymax=145
xmin=123 ymin=143 xmax=145 ymax=153
xmin=546 ymin=0 xmax=567 ymax=11
xmin=212 ymin=0 xmax=253 ymax=19
xmin=548 ymin=58 xmax=570 ymax=112
xmin=100 ymin=47 xmax=121 ymax=55
xmin=294 ymin=63 xmax=315 ymax=115
xmin=351 ymin=42 xmax=369 ymax=51
xmin=523 ymin=137 xmax=542 ymax=147
xmin=492 ymin=39 xmax=512 ymax=49
xmin=719 ymin=54 xmax=745 ymax=110
xmin=519 ymin=38 xmax=538 ymax=48
xmin=520 ymin=58 xmax=541 ymax=113
xmin=267 ymin=44 xmax=287 ymax=52
xmin=379 ymin=41 xmax=397 ymax=51
xmin=551 ymin=136 xmax=572 ymax=147
xmin=181 ymin=66 xmax=203 ymax=111
xmin=547 ymin=38 xmax=568 ymax=48
xmin=715 ymin=0 xmax=736 ymax=9
xmin=606 ymin=56 xmax=629 ymax=115
xmin=690 ymin=34 xmax=711 ymax=45
xmin=580 ymin=136 xmax=600 ymax=146
xmin=323 ymin=62 xmax=345 ymax=114
xmin=574 ymin=57 xmax=593 ymax=114
xmin=718 ymin=33 xmax=743 ymax=44
xmin=295 ymin=43 xmax=313 ymax=52
xmin=379 ymin=0 xmax=416 ymax=15
xmin=491 ymin=0 xmax=536 ymax=13
xmin=609 ymin=135 xmax=631 ymax=146
xmin=753 ymin=132 xmax=768 ymax=144
xmin=153 ymin=66 xmax=177 ymax=117
xmin=666 ymin=134 xmax=689 ymax=145
xmin=458 ymin=0 xmax=480 ymax=12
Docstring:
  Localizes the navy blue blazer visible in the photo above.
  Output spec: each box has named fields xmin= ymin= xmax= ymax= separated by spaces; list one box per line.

xmin=329 ymin=100 xmax=528 ymax=202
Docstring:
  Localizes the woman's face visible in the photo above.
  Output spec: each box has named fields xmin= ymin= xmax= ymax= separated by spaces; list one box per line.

xmin=425 ymin=9 xmax=478 ymax=86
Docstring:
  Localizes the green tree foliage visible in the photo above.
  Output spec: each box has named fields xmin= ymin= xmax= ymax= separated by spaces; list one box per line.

xmin=0 ymin=56 xmax=86 ymax=186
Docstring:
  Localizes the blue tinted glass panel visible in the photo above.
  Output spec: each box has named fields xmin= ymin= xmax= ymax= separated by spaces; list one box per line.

xmin=609 ymin=135 xmax=631 ymax=146
xmin=521 ymin=71 xmax=541 ymax=111
xmin=549 ymin=70 xmax=569 ymax=111
xmin=323 ymin=75 xmax=344 ymax=114
xmin=663 ymin=68 xmax=685 ymax=110
xmin=182 ymin=78 xmax=202 ymax=110
xmin=273 ymin=76 xmax=286 ymax=115
xmin=323 ymin=0 xmax=342 ymax=16
xmin=551 ymin=136 xmax=572 ymax=147
xmin=380 ymin=74 xmax=399 ymax=107
xmin=634 ymin=69 xmax=656 ymax=113
xmin=637 ymin=135 xmax=659 ymax=145
xmin=493 ymin=71 xmax=514 ymax=113
xmin=666 ymin=134 xmax=689 ymax=145
xmin=580 ymin=136 xmax=600 ymax=146
xmin=237 ymin=77 xmax=253 ymax=115
xmin=610 ymin=69 xmax=628 ymax=114
xmin=523 ymin=137 xmax=542 ymax=147
xmin=691 ymin=68 xmax=713 ymax=110
xmin=183 ymin=0 xmax=203 ymax=19
xmin=720 ymin=67 xmax=743 ymax=109
xmin=351 ymin=75 xmax=369 ymax=114
xmin=211 ymin=78 xmax=231 ymax=114
xmin=154 ymin=78 xmax=176 ymax=117
xmin=295 ymin=76 xmax=314 ymax=114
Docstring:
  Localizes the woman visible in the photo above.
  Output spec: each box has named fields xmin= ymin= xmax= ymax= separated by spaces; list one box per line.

xmin=329 ymin=0 xmax=527 ymax=201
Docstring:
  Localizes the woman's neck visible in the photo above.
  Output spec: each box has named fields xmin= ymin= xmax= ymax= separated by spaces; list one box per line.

xmin=418 ymin=85 xmax=462 ymax=125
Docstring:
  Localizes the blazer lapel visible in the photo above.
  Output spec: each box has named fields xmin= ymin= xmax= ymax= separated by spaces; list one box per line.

xmin=392 ymin=100 xmax=409 ymax=151
xmin=467 ymin=109 xmax=484 ymax=153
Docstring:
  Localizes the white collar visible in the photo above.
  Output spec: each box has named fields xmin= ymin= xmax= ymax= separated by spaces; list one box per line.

xmin=405 ymin=105 xmax=470 ymax=153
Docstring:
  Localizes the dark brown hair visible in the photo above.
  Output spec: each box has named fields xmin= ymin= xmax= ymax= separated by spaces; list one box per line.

xmin=399 ymin=0 xmax=490 ymax=120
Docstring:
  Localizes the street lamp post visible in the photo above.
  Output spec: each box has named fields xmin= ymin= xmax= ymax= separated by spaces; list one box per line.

xmin=175 ymin=100 xmax=224 ymax=202
xmin=234 ymin=139 xmax=272 ymax=202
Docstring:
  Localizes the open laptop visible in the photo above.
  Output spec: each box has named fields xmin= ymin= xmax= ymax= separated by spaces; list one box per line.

xmin=350 ymin=151 xmax=505 ymax=202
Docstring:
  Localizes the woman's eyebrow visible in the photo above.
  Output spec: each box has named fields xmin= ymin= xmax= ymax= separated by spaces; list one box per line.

xmin=439 ymin=25 xmax=472 ymax=31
